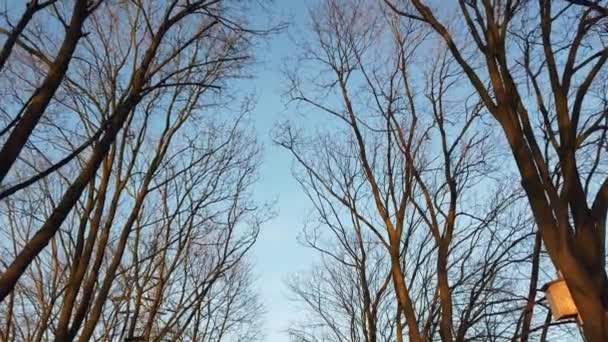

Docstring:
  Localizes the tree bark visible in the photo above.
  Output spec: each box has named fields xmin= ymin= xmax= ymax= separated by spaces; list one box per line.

xmin=0 ymin=0 xmax=90 ymax=184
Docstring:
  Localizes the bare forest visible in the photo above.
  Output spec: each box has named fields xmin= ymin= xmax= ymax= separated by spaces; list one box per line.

xmin=0 ymin=1 xmax=606 ymax=342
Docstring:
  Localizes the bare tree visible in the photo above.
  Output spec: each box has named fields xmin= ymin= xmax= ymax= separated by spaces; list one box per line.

xmin=384 ymin=0 xmax=608 ymax=340
xmin=0 ymin=0 xmax=277 ymax=340
xmin=278 ymin=1 xmax=565 ymax=341
xmin=0 ymin=62 xmax=267 ymax=342
xmin=285 ymin=172 xmax=394 ymax=342
xmin=0 ymin=0 xmax=59 ymax=72
xmin=0 ymin=0 xmax=101 ymax=184
xmin=0 ymin=0 xmax=276 ymax=303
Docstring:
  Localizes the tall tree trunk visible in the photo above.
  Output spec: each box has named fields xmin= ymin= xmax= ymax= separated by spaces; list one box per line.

xmin=519 ymin=231 xmax=542 ymax=342
xmin=389 ymin=245 xmax=423 ymax=342
xmin=0 ymin=0 xmax=90 ymax=184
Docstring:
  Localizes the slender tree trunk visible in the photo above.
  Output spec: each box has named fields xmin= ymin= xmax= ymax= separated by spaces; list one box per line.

xmin=389 ymin=245 xmax=422 ymax=342
xmin=0 ymin=0 xmax=89 ymax=184
xmin=54 ymin=158 xmax=113 ymax=341
xmin=519 ymin=231 xmax=542 ymax=342
xmin=0 ymin=95 xmax=138 ymax=302
xmin=437 ymin=243 xmax=453 ymax=342
xmin=396 ymin=305 xmax=404 ymax=342
xmin=0 ymin=13 xmax=172 ymax=300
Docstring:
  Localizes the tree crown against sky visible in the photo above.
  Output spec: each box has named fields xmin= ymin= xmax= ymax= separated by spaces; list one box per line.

xmin=0 ymin=0 xmax=606 ymax=341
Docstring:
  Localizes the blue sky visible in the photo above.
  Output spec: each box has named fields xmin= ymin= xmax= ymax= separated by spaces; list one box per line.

xmin=246 ymin=2 xmax=316 ymax=341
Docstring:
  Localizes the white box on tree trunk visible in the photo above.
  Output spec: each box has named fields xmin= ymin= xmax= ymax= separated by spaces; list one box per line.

xmin=542 ymin=278 xmax=578 ymax=321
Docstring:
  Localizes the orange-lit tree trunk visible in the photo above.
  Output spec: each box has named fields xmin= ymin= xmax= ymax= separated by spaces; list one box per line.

xmin=281 ymin=1 xmax=541 ymax=340
xmin=0 ymin=0 xmax=94 ymax=184
xmin=387 ymin=0 xmax=608 ymax=340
